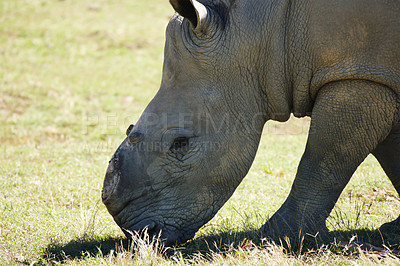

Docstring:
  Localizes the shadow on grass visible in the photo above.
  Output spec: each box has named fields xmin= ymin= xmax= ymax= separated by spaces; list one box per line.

xmin=330 ymin=228 xmax=400 ymax=249
xmin=185 ymin=228 xmax=400 ymax=255
xmin=43 ymin=227 xmax=399 ymax=263
xmin=43 ymin=236 xmax=129 ymax=262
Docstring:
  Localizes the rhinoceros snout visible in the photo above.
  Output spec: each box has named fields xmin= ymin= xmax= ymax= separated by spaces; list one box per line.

xmin=102 ymin=156 xmax=120 ymax=201
xmin=102 ymin=153 xmax=129 ymax=217
xmin=102 ymin=142 xmax=148 ymax=218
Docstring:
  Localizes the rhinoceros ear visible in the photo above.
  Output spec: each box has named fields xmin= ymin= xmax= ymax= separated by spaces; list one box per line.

xmin=169 ymin=0 xmax=208 ymax=30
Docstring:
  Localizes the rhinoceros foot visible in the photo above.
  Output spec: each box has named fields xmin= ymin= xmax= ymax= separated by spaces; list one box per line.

xmin=260 ymin=207 xmax=329 ymax=243
xmin=380 ymin=216 xmax=400 ymax=244
xmin=380 ymin=216 xmax=400 ymax=232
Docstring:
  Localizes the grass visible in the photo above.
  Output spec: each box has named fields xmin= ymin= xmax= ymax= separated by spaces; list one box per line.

xmin=1 ymin=0 xmax=399 ymax=264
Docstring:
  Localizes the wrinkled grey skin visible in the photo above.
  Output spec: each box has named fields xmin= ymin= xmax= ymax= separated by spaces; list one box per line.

xmin=102 ymin=0 xmax=400 ymax=245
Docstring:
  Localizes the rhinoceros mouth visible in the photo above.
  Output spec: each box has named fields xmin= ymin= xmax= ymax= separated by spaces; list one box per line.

xmin=121 ymin=219 xmax=198 ymax=246
xmin=121 ymin=219 xmax=159 ymax=239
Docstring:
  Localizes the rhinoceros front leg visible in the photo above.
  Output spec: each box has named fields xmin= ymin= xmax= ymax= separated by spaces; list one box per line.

xmin=373 ymin=124 xmax=400 ymax=237
xmin=261 ymin=80 xmax=399 ymax=240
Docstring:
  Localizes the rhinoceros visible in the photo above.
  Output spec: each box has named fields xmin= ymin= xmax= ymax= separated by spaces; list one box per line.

xmin=102 ymin=0 xmax=400 ymax=245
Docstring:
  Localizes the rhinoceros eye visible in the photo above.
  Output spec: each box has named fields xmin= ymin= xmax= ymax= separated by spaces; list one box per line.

xmin=170 ymin=136 xmax=189 ymax=151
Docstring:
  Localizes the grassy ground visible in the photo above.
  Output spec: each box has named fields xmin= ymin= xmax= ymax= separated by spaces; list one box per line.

xmin=1 ymin=0 xmax=399 ymax=264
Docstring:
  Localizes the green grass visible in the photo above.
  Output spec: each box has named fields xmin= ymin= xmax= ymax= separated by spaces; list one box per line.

xmin=1 ymin=0 xmax=399 ymax=264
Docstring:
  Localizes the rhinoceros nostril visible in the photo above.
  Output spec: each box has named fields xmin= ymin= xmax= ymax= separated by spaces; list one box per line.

xmin=126 ymin=124 xmax=135 ymax=136
xmin=128 ymin=131 xmax=144 ymax=145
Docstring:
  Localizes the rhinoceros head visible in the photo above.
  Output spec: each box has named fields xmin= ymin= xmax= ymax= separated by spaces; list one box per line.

xmin=102 ymin=0 xmax=271 ymax=245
